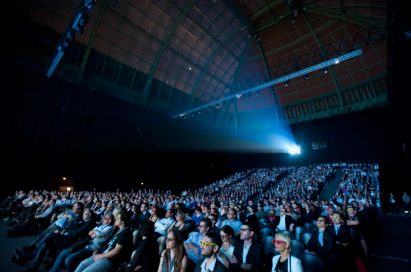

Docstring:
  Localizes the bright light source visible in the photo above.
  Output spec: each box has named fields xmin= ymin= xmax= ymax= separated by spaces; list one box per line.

xmin=288 ymin=145 xmax=301 ymax=155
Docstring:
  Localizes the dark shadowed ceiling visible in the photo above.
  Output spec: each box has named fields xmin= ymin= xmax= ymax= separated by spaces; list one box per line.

xmin=6 ymin=0 xmax=387 ymax=134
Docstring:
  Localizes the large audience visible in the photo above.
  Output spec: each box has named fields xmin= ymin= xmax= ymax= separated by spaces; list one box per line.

xmin=0 ymin=162 xmax=387 ymax=272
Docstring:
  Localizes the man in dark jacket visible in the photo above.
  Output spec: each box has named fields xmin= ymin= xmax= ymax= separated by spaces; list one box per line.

xmin=273 ymin=207 xmax=295 ymax=232
xmin=307 ymin=216 xmax=336 ymax=272
xmin=229 ymin=222 xmax=263 ymax=271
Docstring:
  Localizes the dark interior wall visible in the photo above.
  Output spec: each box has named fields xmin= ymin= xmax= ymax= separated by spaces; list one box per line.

xmin=2 ymin=34 xmax=409 ymax=198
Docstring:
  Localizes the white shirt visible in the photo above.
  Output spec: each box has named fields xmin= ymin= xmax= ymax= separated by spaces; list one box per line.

xmin=242 ymin=242 xmax=252 ymax=263
xmin=200 ymin=257 xmax=217 ymax=272
xmin=277 ymin=215 xmax=286 ymax=231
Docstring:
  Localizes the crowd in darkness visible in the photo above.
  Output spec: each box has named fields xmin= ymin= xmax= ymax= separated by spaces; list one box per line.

xmin=0 ymin=162 xmax=393 ymax=272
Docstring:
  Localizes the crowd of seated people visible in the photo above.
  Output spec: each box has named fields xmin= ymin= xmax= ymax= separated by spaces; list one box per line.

xmin=0 ymin=162 xmax=382 ymax=271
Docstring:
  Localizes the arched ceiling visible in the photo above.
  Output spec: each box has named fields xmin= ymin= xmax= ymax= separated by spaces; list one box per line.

xmin=7 ymin=0 xmax=387 ymax=131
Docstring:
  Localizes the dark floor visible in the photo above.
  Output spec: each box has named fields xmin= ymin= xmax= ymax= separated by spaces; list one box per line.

xmin=1 ymin=215 xmax=410 ymax=272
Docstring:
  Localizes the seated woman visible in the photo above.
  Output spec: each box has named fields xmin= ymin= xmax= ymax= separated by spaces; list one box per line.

xmin=168 ymin=211 xmax=187 ymax=234
xmin=158 ymin=227 xmax=188 ymax=272
xmin=271 ymin=232 xmax=303 ymax=272
xmin=74 ymin=212 xmax=133 ymax=272
xmin=217 ymin=225 xmax=235 ymax=269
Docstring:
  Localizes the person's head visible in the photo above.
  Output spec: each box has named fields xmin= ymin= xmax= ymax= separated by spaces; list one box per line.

xmin=207 ymin=214 xmax=218 ymax=227
xmin=112 ymin=206 xmax=123 ymax=218
xmin=175 ymin=211 xmax=185 ymax=221
xmin=220 ymin=225 xmax=234 ymax=243
xmin=106 ymin=203 xmax=113 ymax=211
xmin=227 ymin=208 xmax=237 ymax=220
xmin=332 ymin=212 xmax=343 ymax=225
xmin=273 ymin=232 xmax=292 ymax=253
xmin=165 ymin=209 xmax=173 ymax=218
xmin=115 ymin=212 xmax=129 ymax=228
xmin=199 ymin=218 xmax=212 ymax=234
xmin=347 ymin=206 xmax=356 ymax=217
xmin=327 ymin=205 xmax=335 ymax=215
xmin=210 ymin=207 xmax=218 ymax=215
xmin=200 ymin=232 xmax=222 ymax=258
xmin=202 ymin=205 xmax=209 ymax=214
xmin=140 ymin=203 xmax=147 ymax=212
xmin=316 ymin=216 xmax=328 ymax=229
xmin=194 ymin=207 xmax=202 ymax=214
xmin=294 ymin=205 xmax=302 ymax=214
xmin=280 ymin=207 xmax=286 ymax=216
xmin=82 ymin=208 xmax=94 ymax=220
xmin=73 ymin=202 xmax=84 ymax=214
xmin=149 ymin=204 xmax=156 ymax=214
xmin=166 ymin=227 xmax=184 ymax=250
xmin=102 ymin=214 xmax=114 ymax=225
xmin=239 ymin=223 xmax=255 ymax=241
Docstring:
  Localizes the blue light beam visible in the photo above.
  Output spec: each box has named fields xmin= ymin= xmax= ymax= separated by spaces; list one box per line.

xmin=173 ymin=49 xmax=363 ymax=118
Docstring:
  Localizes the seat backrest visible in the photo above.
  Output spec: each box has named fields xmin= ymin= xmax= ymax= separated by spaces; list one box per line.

xmin=282 ymin=230 xmax=293 ymax=238
xmin=157 ymin=236 xmax=166 ymax=255
xmin=299 ymin=253 xmax=324 ymax=272
xmin=294 ymin=226 xmax=306 ymax=241
xmin=305 ymin=222 xmax=315 ymax=234
xmin=260 ymin=227 xmax=274 ymax=238
xmin=290 ymin=239 xmax=305 ymax=257
xmin=261 ymin=235 xmax=275 ymax=254
xmin=301 ymin=232 xmax=312 ymax=246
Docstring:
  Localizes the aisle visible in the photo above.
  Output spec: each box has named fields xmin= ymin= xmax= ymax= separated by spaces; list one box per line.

xmin=0 ymin=221 xmax=37 ymax=272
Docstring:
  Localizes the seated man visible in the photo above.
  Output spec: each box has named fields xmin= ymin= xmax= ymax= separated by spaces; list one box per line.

xmin=331 ymin=212 xmax=355 ymax=272
xmin=154 ymin=209 xmax=175 ymax=240
xmin=74 ymin=212 xmax=133 ymax=272
xmin=184 ymin=218 xmax=212 ymax=265
xmin=216 ymin=208 xmax=242 ymax=236
xmin=229 ymin=222 xmax=263 ymax=271
xmin=273 ymin=207 xmax=295 ymax=232
xmin=195 ymin=232 xmax=227 ymax=272
xmin=12 ymin=202 xmax=85 ymax=264
xmin=19 ymin=208 xmax=96 ymax=272
xmin=306 ymin=216 xmax=336 ymax=271
xmin=49 ymin=213 xmax=114 ymax=272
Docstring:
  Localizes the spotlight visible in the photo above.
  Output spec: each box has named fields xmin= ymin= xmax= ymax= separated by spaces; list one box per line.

xmin=284 ymin=80 xmax=289 ymax=86
xmin=304 ymin=74 xmax=309 ymax=80
xmin=288 ymin=145 xmax=301 ymax=155
xmin=323 ymin=67 xmax=328 ymax=74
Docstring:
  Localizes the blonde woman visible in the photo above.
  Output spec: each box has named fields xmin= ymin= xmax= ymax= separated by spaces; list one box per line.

xmin=272 ymin=232 xmax=303 ymax=272
xmin=168 ymin=211 xmax=187 ymax=233
xmin=158 ymin=228 xmax=188 ymax=272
